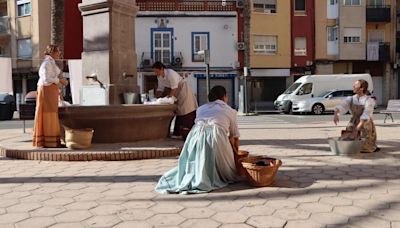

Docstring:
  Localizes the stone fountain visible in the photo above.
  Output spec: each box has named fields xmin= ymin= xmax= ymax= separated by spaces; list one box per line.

xmin=58 ymin=0 xmax=176 ymax=143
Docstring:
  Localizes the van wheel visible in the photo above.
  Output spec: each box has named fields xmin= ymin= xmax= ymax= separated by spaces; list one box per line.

xmin=283 ymin=102 xmax=292 ymax=114
xmin=312 ymin=104 xmax=324 ymax=115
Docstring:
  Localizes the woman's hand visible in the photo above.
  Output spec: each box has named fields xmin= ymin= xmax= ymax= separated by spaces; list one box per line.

xmin=333 ymin=111 xmax=340 ymax=125
xmin=59 ymin=78 xmax=69 ymax=86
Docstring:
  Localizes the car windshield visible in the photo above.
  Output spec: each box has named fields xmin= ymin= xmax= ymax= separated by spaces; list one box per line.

xmin=283 ymin=83 xmax=301 ymax=94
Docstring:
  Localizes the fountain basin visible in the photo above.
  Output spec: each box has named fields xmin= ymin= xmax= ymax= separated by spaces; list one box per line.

xmin=59 ymin=104 xmax=177 ymax=143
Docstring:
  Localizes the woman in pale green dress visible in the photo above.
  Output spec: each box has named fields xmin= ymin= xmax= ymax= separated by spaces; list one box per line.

xmin=155 ymin=86 xmax=240 ymax=194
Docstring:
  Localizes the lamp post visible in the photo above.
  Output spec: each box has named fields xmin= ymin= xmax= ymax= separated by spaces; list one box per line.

xmin=197 ymin=50 xmax=211 ymax=93
xmin=243 ymin=66 xmax=248 ymax=114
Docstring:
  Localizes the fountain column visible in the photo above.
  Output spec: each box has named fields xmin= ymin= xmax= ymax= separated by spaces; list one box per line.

xmin=79 ymin=0 xmax=138 ymax=104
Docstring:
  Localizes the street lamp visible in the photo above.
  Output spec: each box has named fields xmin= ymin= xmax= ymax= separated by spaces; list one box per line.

xmin=197 ymin=50 xmax=210 ymax=93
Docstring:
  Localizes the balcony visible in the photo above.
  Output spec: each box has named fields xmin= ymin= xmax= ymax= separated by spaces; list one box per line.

xmin=397 ymin=32 xmax=400 ymax=53
xmin=0 ymin=16 xmax=10 ymax=35
xmin=139 ymin=52 xmax=184 ymax=69
xmin=366 ymin=5 xmax=391 ymax=22
xmin=136 ymin=0 xmax=236 ymax=11
xmin=367 ymin=42 xmax=390 ymax=62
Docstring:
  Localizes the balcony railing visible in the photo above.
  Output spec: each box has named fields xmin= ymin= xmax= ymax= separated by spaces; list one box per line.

xmin=366 ymin=5 xmax=391 ymax=22
xmin=139 ymin=52 xmax=184 ymax=69
xmin=397 ymin=32 xmax=400 ymax=53
xmin=136 ymin=0 xmax=236 ymax=11
xmin=367 ymin=42 xmax=390 ymax=61
xmin=0 ymin=16 xmax=10 ymax=35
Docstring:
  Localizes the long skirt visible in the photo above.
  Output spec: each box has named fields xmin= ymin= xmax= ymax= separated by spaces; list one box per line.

xmin=32 ymin=84 xmax=61 ymax=148
xmin=155 ymin=121 xmax=238 ymax=194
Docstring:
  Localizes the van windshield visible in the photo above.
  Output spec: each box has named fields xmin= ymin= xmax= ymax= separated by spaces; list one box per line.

xmin=283 ymin=83 xmax=301 ymax=94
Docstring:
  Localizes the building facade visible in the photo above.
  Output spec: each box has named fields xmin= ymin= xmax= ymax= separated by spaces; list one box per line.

xmin=315 ymin=0 xmax=398 ymax=105
xmin=0 ymin=0 xmax=52 ymax=105
xmin=248 ymin=0 xmax=291 ymax=111
xmin=135 ymin=0 xmax=242 ymax=107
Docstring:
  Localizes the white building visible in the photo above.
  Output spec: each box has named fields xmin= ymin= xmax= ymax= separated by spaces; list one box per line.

xmin=135 ymin=1 xmax=242 ymax=107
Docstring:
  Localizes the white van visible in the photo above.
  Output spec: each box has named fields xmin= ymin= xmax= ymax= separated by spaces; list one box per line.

xmin=274 ymin=74 xmax=374 ymax=113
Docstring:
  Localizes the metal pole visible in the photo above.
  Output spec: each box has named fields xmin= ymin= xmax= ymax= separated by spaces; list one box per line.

xmin=206 ymin=63 xmax=210 ymax=94
xmin=243 ymin=67 xmax=248 ymax=114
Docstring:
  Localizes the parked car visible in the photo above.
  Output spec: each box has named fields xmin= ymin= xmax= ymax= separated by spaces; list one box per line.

xmin=291 ymin=90 xmax=377 ymax=115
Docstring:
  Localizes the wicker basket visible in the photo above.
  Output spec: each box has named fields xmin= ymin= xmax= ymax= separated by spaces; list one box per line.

xmin=65 ymin=128 xmax=94 ymax=149
xmin=239 ymin=156 xmax=282 ymax=187
xmin=234 ymin=150 xmax=249 ymax=176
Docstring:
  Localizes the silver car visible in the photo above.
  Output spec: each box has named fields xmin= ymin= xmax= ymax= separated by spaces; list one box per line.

xmin=291 ymin=90 xmax=355 ymax=115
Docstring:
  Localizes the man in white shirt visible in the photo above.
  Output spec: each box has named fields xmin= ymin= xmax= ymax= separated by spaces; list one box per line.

xmin=152 ymin=62 xmax=198 ymax=137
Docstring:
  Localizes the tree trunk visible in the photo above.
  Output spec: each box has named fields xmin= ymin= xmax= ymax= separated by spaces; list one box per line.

xmin=51 ymin=0 xmax=65 ymax=52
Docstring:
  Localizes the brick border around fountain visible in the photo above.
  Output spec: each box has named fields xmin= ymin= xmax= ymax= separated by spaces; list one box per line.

xmin=0 ymin=147 xmax=181 ymax=161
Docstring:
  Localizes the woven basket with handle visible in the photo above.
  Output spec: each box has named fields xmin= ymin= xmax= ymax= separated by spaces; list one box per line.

xmin=239 ymin=156 xmax=282 ymax=187
xmin=65 ymin=128 xmax=94 ymax=149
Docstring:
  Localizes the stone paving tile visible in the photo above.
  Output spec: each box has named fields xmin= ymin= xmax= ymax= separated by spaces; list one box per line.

xmin=30 ymin=206 xmax=66 ymax=217
xmin=121 ymin=200 xmax=155 ymax=209
xmin=246 ymin=215 xmax=286 ymax=228
xmin=333 ymin=205 xmax=369 ymax=217
xmin=89 ymin=204 xmax=125 ymax=216
xmin=0 ymin=198 xmax=19 ymax=208
xmin=319 ymin=196 xmax=353 ymax=206
xmin=113 ymin=221 xmax=152 ymax=228
xmin=285 ymin=220 xmax=323 ymax=228
xmin=65 ymin=201 xmax=98 ymax=210
xmin=73 ymin=193 xmax=104 ymax=201
xmin=49 ymin=222 xmax=85 ymax=228
xmin=83 ymin=215 xmax=121 ymax=227
xmin=212 ymin=211 xmax=248 ymax=224
xmin=348 ymin=216 xmax=391 ymax=228
xmin=150 ymin=202 xmax=184 ymax=213
xmin=392 ymin=221 xmax=400 ymax=228
xmin=43 ymin=197 xmax=75 ymax=206
xmin=179 ymin=207 xmax=216 ymax=219
xmin=15 ymin=217 xmax=56 ymax=228
xmin=0 ymin=213 xmax=30 ymax=224
xmin=298 ymin=202 xmax=333 ymax=213
xmin=6 ymin=202 xmax=42 ymax=213
xmin=146 ymin=213 xmax=186 ymax=226
xmin=208 ymin=201 xmax=244 ymax=212
xmin=238 ymin=205 xmax=275 ymax=216
xmin=371 ymin=209 xmax=400 ymax=221
xmin=273 ymin=208 xmax=311 ymax=220
xmin=309 ymin=212 xmax=349 ymax=225
xmin=180 ymin=218 xmax=220 ymax=228
xmin=117 ymin=208 xmax=154 ymax=221
xmin=264 ymin=199 xmax=298 ymax=209
xmin=54 ymin=210 xmax=93 ymax=223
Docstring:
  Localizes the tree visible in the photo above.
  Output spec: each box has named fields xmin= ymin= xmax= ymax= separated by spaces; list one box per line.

xmin=51 ymin=0 xmax=65 ymax=52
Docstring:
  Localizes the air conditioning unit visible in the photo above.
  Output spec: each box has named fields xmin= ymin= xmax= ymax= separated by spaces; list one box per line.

xmin=264 ymin=9 xmax=272 ymax=14
xmin=142 ymin=59 xmax=152 ymax=68
xmin=171 ymin=57 xmax=183 ymax=67
xmin=237 ymin=42 xmax=245 ymax=51
xmin=236 ymin=0 xmax=245 ymax=9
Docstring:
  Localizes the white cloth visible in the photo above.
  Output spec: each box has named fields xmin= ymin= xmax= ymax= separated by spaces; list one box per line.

xmin=335 ymin=95 xmax=375 ymax=120
xmin=0 ymin=57 xmax=12 ymax=93
xmin=67 ymin=60 xmax=83 ymax=104
xmin=196 ymin=100 xmax=240 ymax=137
xmin=367 ymin=42 xmax=379 ymax=61
xmin=37 ymin=55 xmax=61 ymax=87
xmin=156 ymin=69 xmax=182 ymax=91
xmin=144 ymin=96 xmax=176 ymax=105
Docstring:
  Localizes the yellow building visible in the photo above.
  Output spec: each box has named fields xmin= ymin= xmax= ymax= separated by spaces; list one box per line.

xmin=0 ymin=0 xmax=51 ymax=104
xmin=248 ymin=0 xmax=291 ymax=110
xmin=315 ymin=0 xmax=397 ymax=104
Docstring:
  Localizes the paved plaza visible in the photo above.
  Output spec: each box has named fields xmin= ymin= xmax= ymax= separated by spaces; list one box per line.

xmin=0 ymin=113 xmax=400 ymax=227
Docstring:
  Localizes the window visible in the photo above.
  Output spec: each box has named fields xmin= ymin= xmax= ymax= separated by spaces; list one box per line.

xmin=192 ymin=32 xmax=209 ymax=62
xmin=253 ymin=0 xmax=276 ymax=13
xmin=253 ymin=35 xmax=277 ymax=54
xmin=330 ymin=0 xmax=338 ymax=5
xmin=344 ymin=28 xmax=361 ymax=43
xmin=294 ymin=37 xmax=307 ymax=56
xmin=17 ymin=38 xmax=32 ymax=58
xmin=297 ymin=83 xmax=312 ymax=95
xmin=344 ymin=0 xmax=361 ymax=6
xmin=152 ymin=29 xmax=172 ymax=64
xmin=17 ymin=0 xmax=31 ymax=17
xmin=368 ymin=30 xmax=384 ymax=43
xmin=368 ymin=0 xmax=384 ymax=7
xmin=327 ymin=26 xmax=338 ymax=41
xmin=0 ymin=0 xmax=7 ymax=17
xmin=294 ymin=0 xmax=306 ymax=11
